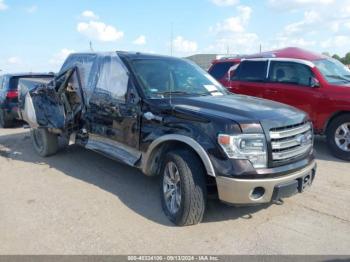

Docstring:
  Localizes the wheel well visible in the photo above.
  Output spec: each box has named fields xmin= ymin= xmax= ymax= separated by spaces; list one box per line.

xmin=144 ymin=140 xmax=218 ymax=194
xmin=144 ymin=140 xmax=209 ymax=177
xmin=325 ymin=111 xmax=350 ymax=133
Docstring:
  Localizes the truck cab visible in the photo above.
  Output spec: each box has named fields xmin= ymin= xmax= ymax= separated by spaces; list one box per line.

xmin=19 ymin=51 xmax=317 ymax=226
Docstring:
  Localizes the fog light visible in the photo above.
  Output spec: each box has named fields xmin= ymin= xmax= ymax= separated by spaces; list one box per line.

xmin=251 ymin=187 xmax=265 ymax=200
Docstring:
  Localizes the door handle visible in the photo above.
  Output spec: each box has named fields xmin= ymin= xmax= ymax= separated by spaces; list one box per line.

xmin=143 ymin=112 xmax=163 ymax=122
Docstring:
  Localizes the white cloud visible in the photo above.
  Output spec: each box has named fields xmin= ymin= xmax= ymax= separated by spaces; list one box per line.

xmin=210 ymin=6 xmax=252 ymax=34
xmin=268 ymin=0 xmax=334 ymax=10
xmin=270 ymin=36 xmax=316 ymax=50
xmin=133 ymin=35 xmax=146 ymax=45
xmin=211 ymin=17 xmax=245 ymax=33
xmin=321 ymin=35 xmax=350 ymax=49
xmin=172 ymin=36 xmax=198 ymax=54
xmin=7 ymin=57 xmax=22 ymax=65
xmin=207 ymin=5 xmax=259 ymax=54
xmin=268 ymin=0 xmax=350 ymax=35
xmin=211 ymin=0 xmax=239 ymax=6
xmin=0 ymin=57 xmax=27 ymax=73
xmin=0 ymin=0 xmax=8 ymax=11
xmin=283 ymin=10 xmax=321 ymax=36
xmin=49 ymin=49 xmax=75 ymax=66
xmin=77 ymin=21 xmax=124 ymax=42
xmin=81 ymin=10 xmax=99 ymax=20
xmin=273 ymin=0 xmax=350 ymax=52
xmin=26 ymin=5 xmax=38 ymax=13
xmin=207 ymin=33 xmax=259 ymax=54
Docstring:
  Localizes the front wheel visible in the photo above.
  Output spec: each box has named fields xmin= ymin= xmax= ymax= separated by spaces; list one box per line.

xmin=160 ymin=150 xmax=207 ymax=226
xmin=31 ymin=128 xmax=59 ymax=157
xmin=326 ymin=115 xmax=350 ymax=161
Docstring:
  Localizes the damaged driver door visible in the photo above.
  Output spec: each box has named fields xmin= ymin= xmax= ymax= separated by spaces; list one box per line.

xmin=86 ymin=55 xmax=141 ymax=166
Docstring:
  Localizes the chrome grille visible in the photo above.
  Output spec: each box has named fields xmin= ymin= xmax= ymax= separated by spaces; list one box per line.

xmin=270 ymin=122 xmax=313 ymax=161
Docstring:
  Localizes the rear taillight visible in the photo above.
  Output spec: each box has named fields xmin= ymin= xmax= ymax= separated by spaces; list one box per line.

xmin=6 ymin=90 xmax=18 ymax=99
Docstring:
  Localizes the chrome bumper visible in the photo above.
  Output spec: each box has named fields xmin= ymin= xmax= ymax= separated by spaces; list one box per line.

xmin=216 ymin=161 xmax=317 ymax=205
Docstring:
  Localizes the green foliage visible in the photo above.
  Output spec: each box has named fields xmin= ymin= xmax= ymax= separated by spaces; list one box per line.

xmin=331 ymin=53 xmax=350 ymax=65
xmin=332 ymin=54 xmax=341 ymax=61
xmin=343 ymin=52 xmax=350 ymax=65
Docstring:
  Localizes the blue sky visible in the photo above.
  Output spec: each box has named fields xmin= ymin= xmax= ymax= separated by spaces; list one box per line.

xmin=0 ymin=0 xmax=349 ymax=72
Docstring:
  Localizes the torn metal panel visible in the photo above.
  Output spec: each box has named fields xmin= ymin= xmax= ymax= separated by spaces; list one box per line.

xmin=18 ymin=67 xmax=86 ymax=131
xmin=22 ymin=92 xmax=38 ymax=128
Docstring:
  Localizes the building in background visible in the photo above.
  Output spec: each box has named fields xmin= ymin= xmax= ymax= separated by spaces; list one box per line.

xmin=186 ymin=54 xmax=240 ymax=70
xmin=185 ymin=54 xmax=218 ymax=70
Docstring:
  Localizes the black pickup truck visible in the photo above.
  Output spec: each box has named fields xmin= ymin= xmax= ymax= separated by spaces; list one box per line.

xmin=19 ymin=52 xmax=317 ymax=226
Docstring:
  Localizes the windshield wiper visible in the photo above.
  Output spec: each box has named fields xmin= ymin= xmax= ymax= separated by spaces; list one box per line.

xmin=153 ymin=91 xmax=193 ymax=97
xmin=326 ymin=75 xmax=350 ymax=82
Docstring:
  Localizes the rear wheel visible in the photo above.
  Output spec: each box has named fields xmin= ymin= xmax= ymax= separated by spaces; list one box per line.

xmin=160 ymin=150 xmax=207 ymax=226
xmin=0 ymin=109 xmax=13 ymax=128
xmin=31 ymin=128 xmax=59 ymax=157
xmin=326 ymin=114 xmax=350 ymax=161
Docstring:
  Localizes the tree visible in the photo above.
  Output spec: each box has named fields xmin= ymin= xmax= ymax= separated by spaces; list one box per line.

xmin=332 ymin=54 xmax=342 ymax=61
xmin=343 ymin=52 xmax=350 ymax=65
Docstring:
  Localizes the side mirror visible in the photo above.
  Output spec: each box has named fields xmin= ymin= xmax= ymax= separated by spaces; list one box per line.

xmin=310 ymin=77 xmax=320 ymax=88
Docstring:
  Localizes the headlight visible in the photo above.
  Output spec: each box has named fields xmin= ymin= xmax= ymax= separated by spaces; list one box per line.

xmin=218 ymin=133 xmax=267 ymax=169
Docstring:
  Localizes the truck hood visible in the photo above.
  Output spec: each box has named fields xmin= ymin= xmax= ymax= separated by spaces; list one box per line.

xmin=171 ymin=94 xmax=308 ymax=130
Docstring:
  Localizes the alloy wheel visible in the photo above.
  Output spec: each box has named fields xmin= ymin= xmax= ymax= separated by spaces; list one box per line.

xmin=163 ymin=161 xmax=182 ymax=215
xmin=335 ymin=122 xmax=350 ymax=152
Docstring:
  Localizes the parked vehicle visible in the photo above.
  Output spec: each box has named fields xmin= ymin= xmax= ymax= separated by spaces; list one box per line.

xmin=19 ymin=52 xmax=317 ymax=226
xmin=219 ymin=47 xmax=350 ymax=161
xmin=0 ymin=73 xmax=54 ymax=128
xmin=208 ymin=57 xmax=241 ymax=86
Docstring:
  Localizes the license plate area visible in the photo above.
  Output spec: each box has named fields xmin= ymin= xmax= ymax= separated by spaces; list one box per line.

xmin=272 ymin=170 xmax=316 ymax=202
xmin=298 ymin=172 xmax=314 ymax=192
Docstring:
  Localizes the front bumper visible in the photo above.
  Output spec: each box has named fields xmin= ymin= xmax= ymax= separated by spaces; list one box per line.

xmin=216 ymin=160 xmax=317 ymax=205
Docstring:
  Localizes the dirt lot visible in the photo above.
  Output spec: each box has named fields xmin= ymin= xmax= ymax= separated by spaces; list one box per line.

xmin=0 ymin=128 xmax=349 ymax=255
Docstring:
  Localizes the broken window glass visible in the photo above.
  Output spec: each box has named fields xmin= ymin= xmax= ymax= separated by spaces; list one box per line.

xmin=95 ymin=55 xmax=129 ymax=101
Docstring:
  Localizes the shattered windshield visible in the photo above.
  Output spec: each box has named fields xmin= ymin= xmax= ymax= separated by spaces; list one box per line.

xmin=130 ymin=58 xmax=227 ymax=98
xmin=314 ymin=58 xmax=350 ymax=84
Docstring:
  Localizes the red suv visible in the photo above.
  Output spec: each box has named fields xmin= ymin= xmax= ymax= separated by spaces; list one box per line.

xmin=216 ymin=47 xmax=350 ymax=160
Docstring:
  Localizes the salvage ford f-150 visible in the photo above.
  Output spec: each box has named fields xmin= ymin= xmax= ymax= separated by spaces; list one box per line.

xmin=18 ymin=52 xmax=317 ymax=226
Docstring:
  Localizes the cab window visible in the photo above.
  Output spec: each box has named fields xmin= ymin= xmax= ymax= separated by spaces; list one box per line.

xmin=95 ymin=56 xmax=129 ymax=101
xmin=60 ymin=54 xmax=97 ymax=88
xmin=234 ymin=61 xmax=268 ymax=82
xmin=268 ymin=61 xmax=313 ymax=86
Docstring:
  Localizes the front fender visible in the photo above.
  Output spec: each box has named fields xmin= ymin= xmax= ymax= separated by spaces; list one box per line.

xmin=142 ymin=134 xmax=216 ymax=177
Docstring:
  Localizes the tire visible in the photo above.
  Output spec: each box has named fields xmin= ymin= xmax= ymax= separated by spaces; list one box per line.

xmin=31 ymin=128 xmax=59 ymax=157
xmin=160 ymin=150 xmax=207 ymax=226
xmin=0 ymin=109 xmax=13 ymax=128
xmin=326 ymin=114 xmax=350 ymax=161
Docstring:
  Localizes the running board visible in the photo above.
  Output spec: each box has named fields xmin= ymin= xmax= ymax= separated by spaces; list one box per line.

xmin=85 ymin=134 xmax=141 ymax=167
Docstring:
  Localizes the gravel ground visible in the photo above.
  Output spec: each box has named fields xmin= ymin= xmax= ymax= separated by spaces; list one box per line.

xmin=0 ymin=128 xmax=349 ymax=255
